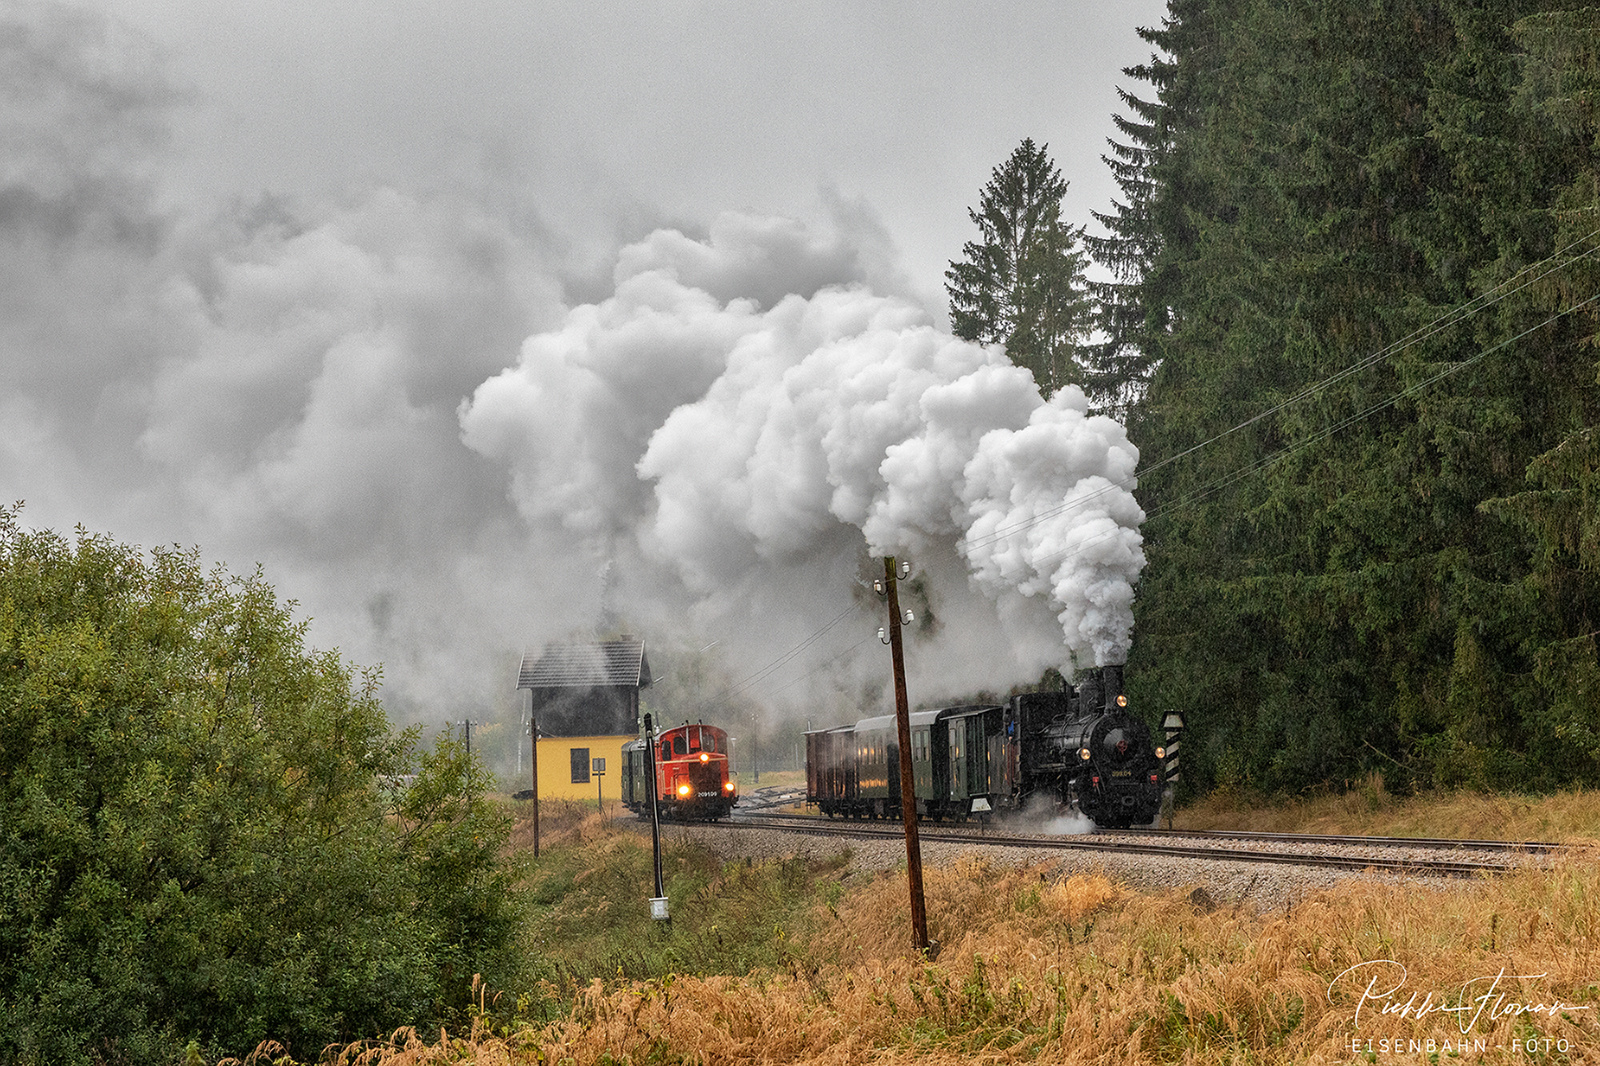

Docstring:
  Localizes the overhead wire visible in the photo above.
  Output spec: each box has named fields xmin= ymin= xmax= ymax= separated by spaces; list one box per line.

xmin=696 ymin=602 xmax=865 ymax=713
xmin=1023 ymin=287 xmax=1600 ymax=574
xmin=962 ymin=223 xmax=1600 ymax=554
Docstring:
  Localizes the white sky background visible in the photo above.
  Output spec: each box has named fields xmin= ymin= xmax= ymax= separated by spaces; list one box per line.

xmin=3 ymin=0 xmax=1168 ymax=749
xmin=82 ymin=0 xmax=1166 ymax=307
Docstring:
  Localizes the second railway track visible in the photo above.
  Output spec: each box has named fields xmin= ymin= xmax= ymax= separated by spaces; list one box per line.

xmin=716 ymin=811 xmax=1563 ymax=878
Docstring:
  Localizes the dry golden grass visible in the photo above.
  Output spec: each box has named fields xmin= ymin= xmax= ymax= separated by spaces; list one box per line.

xmin=315 ymin=844 xmax=1600 ymax=1065
xmin=1176 ymin=777 xmax=1600 ymax=844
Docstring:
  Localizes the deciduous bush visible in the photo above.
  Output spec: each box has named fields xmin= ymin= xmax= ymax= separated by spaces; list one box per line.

xmin=0 ymin=508 xmax=517 ymax=1064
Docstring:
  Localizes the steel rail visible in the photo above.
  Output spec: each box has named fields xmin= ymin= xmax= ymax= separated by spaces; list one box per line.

xmin=731 ymin=808 xmax=1569 ymax=856
xmin=715 ymin=815 xmax=1539 ymax=877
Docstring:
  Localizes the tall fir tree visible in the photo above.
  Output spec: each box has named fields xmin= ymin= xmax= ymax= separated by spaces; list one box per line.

xmin=1084 ymin=0 xmax=1217 ymax=420
xmin=946 ymin=139 xmax=1093 ymax=397
xmin=1120 ymin=0 xmax=1600 ymax=794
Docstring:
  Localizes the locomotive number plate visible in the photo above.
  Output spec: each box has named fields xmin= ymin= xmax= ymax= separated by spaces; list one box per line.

xmin=1110 ymin=770 xmax=1132 ymax=778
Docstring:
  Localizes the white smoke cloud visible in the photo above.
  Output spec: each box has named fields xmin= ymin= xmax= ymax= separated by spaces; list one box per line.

xmin=462 ymin=220 xmax=1146 ymax=689
xmin=1 ymin=3 xmax=579 ymax=725
xmin=4 ymin=1 xmax=1145 ymax=750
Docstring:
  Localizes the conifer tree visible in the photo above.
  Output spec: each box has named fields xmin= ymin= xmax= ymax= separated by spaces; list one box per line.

xmin=1120 ymin=0 xmax=1600 ymax=795
xmin=945 ymin=139 xmax=1092 ymax=397
xmin=1084 ymin=0 xmax=1214 ymax=420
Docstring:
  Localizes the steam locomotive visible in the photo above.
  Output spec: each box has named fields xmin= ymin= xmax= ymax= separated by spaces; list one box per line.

xmin=805 ymin=665 xmax=1164 ymax=829
xmin=621 ymin=721 xmax=738 ymax=821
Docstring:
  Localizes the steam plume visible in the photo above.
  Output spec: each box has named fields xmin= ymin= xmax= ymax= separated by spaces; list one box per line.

xmin=462 ymin=217 xmax=1145 ymax=686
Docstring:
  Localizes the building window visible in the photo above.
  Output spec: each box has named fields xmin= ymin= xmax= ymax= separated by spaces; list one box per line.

xmin=571 ymin=747 xmax=590 ymax=784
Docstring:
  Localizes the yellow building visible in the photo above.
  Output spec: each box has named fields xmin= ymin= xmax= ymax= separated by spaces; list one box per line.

xmin=517 ymin=637 xmax=651 ymax=805
xmin=531 ymin=733 xmax=629 ymax=804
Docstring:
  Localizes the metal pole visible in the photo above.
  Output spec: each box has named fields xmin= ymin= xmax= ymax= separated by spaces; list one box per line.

xmin=884 ymin=556 xmax=929 ymax=952
xmin=644 ymin=713 xmax=667 ymax=919
xmin=530 ymin=699 xmax=540 ymax=859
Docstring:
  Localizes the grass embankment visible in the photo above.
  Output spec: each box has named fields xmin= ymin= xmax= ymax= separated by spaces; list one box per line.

xmin=1175 ymin=777 xmax=1600 ymax=843
xmin=295 ymin=793 xmax=1600 ymax=1066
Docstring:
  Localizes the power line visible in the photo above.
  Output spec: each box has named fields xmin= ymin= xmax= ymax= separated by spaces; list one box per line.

xmin=1024 ymin=289 xmax=1600 ymax=574
xmin=963 ymin=224 xmax=1600 ymax=554
xmin=696 ymin=603 xmax=864 ymax=713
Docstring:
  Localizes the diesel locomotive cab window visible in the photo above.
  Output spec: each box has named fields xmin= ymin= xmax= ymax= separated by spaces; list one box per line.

xmin=673 ymin=736 xmax=686 ymax=756
xmin=571 ymin=748 xmax=590 ymax=784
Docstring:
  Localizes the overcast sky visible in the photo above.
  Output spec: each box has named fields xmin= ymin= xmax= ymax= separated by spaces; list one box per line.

xmin=3 ymin=0 xmax=1169 ymax=754
xmin=73 ymin=0 xmax=1167 ymax=304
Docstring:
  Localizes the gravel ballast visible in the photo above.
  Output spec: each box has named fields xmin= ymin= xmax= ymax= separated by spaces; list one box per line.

xmin=638 ymin=818 xmax=1499 ymax=914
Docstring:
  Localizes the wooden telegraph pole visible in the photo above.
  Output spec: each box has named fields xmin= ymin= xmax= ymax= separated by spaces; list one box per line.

xmin=883 ymin=556 xmax=929 ymax=953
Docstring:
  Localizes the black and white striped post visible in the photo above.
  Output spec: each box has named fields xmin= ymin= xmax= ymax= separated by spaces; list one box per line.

xmin=1161 ymin=711 xmax=1184 ymax=829
xmin=1162 ymin=712 xmax=1184 ymax=786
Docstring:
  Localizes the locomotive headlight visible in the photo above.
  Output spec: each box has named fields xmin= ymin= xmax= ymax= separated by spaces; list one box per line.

xmin=1156 ymin=746 xmax=1166 ymax=759
xmin=677 ymin=783 xmax=691 ymax=796
xmin=700 ymin=752 xmax=709 ymax=763
xmin=1079 ymin=747 xmax=1091 ymax=761
xmin=723 ymin=781 xmax=735 ymax=792
xmin=1116 ymin=694 xmax=1128 ymax=707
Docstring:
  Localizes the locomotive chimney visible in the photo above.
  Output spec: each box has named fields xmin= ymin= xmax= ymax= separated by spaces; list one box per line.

xmin=1076 ymin=669 xmax=1102 ymax=719
xmin=1102 ymin=664 xmax=1124 ymax=712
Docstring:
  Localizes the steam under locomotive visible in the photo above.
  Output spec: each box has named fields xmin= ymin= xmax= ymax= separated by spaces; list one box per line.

xmin=805 ymin=664 xmax=1164 ymax=829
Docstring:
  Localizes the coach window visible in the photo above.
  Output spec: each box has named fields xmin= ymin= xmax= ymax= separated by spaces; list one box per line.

xmin=570 ymin=748 xmax=590 ymax=784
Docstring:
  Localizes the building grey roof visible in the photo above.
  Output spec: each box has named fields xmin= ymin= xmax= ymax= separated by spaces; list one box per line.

xmin=517 ymin=637 xmax=652 ymax=690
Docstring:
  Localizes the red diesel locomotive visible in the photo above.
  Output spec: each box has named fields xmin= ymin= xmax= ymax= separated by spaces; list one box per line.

xmin=621 ymin=721 xmax=738 ymax=821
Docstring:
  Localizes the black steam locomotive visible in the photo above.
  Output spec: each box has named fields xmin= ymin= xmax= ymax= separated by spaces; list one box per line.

xmin=804 ymin=665 xmax=1164 ymax=829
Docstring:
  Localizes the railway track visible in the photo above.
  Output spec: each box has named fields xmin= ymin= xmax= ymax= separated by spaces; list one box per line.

xmin=719 ymin=811 xmax=1562 ymax=878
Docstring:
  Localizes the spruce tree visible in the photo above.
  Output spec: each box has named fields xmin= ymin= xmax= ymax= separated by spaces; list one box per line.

xmin=945 ymin=139 xmax=1092 ymax=397
xmin=1121 ymin=0 xmax=1600 ymax=794
xmin=1084 ymin=0 xmax=1215 ymax=420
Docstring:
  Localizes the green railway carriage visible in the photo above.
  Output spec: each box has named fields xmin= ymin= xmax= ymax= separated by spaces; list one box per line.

xmin=807 ymin=705 xmax=1006 ymax=821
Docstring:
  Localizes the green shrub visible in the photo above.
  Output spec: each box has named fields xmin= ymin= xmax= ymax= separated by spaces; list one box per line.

xmin=0 ymin=508 xmax=516 ymax=1063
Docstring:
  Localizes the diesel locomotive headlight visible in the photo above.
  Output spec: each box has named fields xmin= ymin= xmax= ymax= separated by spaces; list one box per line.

xmin=724 ymin=782 xmax=735 ymax=792
xmin=1079 ymin=747 xmax=1091 ymax=761
xmin=700 ymin=752 xmax=709 ymax=763
xmin=677 ymin=783 xmax=691 ymax=796
xmin=1156 ymin=746 xmax=1166 ymax=759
